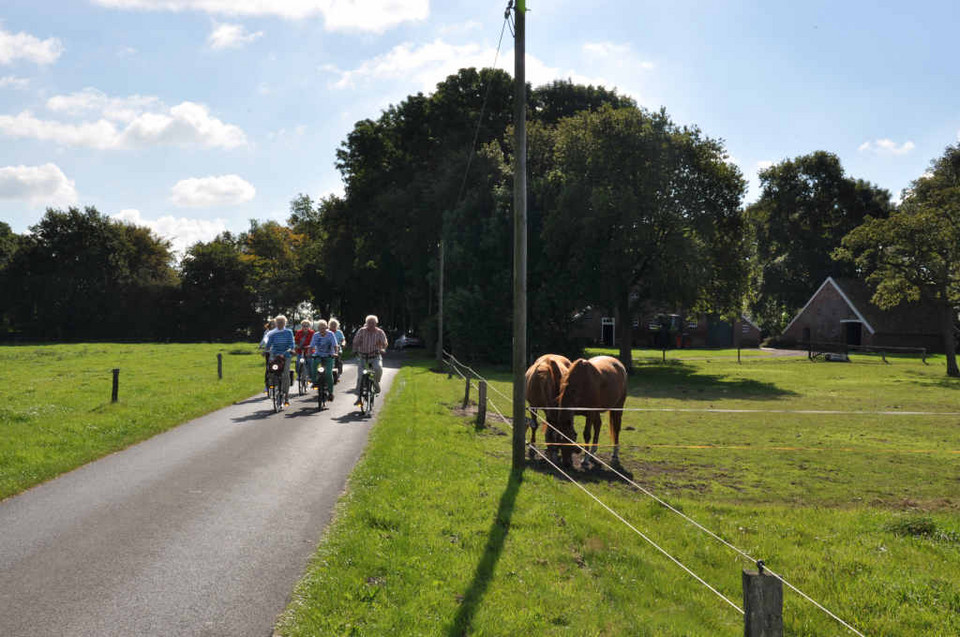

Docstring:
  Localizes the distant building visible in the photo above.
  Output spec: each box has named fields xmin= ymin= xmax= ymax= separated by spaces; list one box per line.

xmin=569 ymin=307 xmax=761 ymax=349
xmin=781 ymin=277 xmax=941 ymax=351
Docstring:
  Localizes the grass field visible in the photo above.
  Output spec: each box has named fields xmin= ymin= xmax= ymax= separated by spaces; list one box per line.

xmin=0 ymin=342 xmax=264 ymax=500
xmin=278 ymin=352 xmax=959 ymax=636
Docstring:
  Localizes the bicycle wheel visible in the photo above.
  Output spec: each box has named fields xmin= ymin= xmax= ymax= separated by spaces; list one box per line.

xmin=317 ymin=374 xmax=326 ymax=411
xmin=360 ymin=375 xmax=371 ymax=415
xmin=272 ymin=377 xmax=283 ymax=412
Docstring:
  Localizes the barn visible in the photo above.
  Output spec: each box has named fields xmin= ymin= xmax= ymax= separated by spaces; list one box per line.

xmin=781 ymin=277 xmax=941 ymax=351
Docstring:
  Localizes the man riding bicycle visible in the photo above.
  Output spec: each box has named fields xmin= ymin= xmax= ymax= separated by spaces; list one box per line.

xmin=352 ymin=314 xmax=388 ymax=407
xmin=263 ymin=314 xmax=296 ymax=406
xmin=294 ymin=319 xmax=315 ymax=385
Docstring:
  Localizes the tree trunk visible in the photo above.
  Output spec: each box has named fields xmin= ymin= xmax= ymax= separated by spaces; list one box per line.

xmin=617 ymin=292 xmax=633 ymax=373
xmin=941 ymin=301 xmax=959 ymax=377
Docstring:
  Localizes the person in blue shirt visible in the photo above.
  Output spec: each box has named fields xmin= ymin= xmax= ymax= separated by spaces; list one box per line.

xmin=329 ymin=318 xmax=346 ymax=382
xmin=308 ymin=319 xmax=340 ymax=400
xmin=263 ymin=314 xmax=296 ymax=406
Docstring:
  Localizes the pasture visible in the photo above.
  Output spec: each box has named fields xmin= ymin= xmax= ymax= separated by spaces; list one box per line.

xmin=0 ymin=343 xmax=264 ymax=500
xmin=278 ymin=352 xmax=959 ymax=636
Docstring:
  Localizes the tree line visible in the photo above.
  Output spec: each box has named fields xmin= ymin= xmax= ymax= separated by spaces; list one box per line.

xmin=1 ymin=68 xmax=957 ymax=375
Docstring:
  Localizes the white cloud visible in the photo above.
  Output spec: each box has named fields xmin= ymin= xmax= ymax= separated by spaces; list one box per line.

xmin=91 ymin=0 xmax=428 ymax=31
xmin=112 ymin=208 xmax=227 ymax=252
xmin=324 ymin=38 xmax=596 ymax=94
xmin=0 ymin=27 xmax=64 ymax=65
xmin=208 ymin=23 xmax=263 ymax=50
xmin=0 ymin=75 xmax=29 ymax=89
xmin=582 ymin=42 xmax=654 ymax=71
xmin=0 ymin=163 xmax=77 ymax=206
xmin=0 ymin=90 xmax=248 ymax=149
xmin=170 ymin=174 xmax=255 ymax=207
xmin=858 ymin=138 xmax=915 ymax=156
xmin=438 ymin=21 xmax=481 ymax=36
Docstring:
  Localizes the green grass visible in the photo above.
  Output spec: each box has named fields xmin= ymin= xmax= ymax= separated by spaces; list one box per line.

xmin=0 ymin=342 xmax=264 ymax=500
xmin=278 ymin=353 xmax=959 ymax=636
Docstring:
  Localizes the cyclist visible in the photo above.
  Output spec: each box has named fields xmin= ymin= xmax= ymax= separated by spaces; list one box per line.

xmin=352 ymin=314 xmax=388 ymax=407
xmin=294 ymin=319 xmax=315 ymax=385
xmin=329 ymin=318 xmax=346 ymax=382
xmin=263 ymin=314 xmax=295 ymax=406
xmin=308 ymin=319 xmax=339 ymax=401
xmin=258 ymin=318 xmax=276 ymax=393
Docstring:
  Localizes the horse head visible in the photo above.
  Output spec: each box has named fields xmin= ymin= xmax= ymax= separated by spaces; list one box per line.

xmin=555 ymin=358 xmax=591 ymax=437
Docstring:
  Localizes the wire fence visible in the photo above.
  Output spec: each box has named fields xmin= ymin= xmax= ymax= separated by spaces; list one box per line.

xmin=441 ymin=351 xmax=867 ymax=636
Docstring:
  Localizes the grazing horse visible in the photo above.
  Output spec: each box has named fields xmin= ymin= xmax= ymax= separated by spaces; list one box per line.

xmin=525 ymin=354 xmax=572 ymax=464
xmin=557 ymin=356 xmax=628 ymax=469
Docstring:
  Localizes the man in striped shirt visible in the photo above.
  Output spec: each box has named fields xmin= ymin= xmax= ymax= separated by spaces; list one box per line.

xmin=353 ymin=314 xmax=389 ymax=405
xmin=264 ymin=314 xmax=296 ymax=406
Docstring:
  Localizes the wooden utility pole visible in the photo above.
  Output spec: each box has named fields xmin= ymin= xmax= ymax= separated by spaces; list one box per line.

xmin=436 ymin=239 xmax=444 ymax=364
xmin=511 ymin=0 xmax=527 ymax=472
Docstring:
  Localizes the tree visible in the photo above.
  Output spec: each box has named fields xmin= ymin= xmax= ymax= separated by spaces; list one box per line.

xmin=838 ymin=144 xmax=960 ymax=376
xmin=746 ymin=152 xmax=892 ymax=332
xmin=240 ymin=220 xmax=307 ymax=319
xmin=543 ymin=105 xmax=746 ymax=370
xmin=179 ymin=233 xmax=259 ymax=340
xmin=4 ymin=207 xmax=176 ymax=339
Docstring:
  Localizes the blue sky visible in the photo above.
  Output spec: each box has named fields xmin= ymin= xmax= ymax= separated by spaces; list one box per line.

xmin=1 ymin=0 xmax=958 ymax=252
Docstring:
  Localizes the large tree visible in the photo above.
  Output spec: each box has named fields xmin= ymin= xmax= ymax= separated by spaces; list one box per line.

xmin=746 ymin=152 xmax=892 ymax=332
xmin=543 ymin=105 xmax=746 ymax=370
xmin=838 ymin=144 xmax=960 ymax=376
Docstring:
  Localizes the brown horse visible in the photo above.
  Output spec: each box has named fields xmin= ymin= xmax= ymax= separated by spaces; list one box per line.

xmin=557 ymin=356 xmax=628 ymax=469
xmin=525 ymin=354 xmax=572 ymax=464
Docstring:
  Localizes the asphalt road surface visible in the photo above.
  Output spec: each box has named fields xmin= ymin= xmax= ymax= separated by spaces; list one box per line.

xmin=0 ymin=355 xmax=400 ymax=637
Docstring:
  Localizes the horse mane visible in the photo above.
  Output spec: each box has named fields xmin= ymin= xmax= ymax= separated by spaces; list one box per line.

xmin=558 ymin=358 xmax=588 ymax=405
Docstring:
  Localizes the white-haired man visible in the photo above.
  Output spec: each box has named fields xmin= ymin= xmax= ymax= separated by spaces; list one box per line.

xmin=352 ymin=314 xmax=388 ymax=406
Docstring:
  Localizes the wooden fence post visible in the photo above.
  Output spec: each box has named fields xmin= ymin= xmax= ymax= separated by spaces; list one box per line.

xmin=111 ymin=368 xmax=120 ymax=403
xmin=743 ymin=565 xmax=783 ymax=637
xmin=462 ymin=376 xmax=471 ymax=408
xmin=476 ymin=381 xmax=487 ymax=427
xmin=217 ymin=353 xmax=223 ymax=379
xmin=922 ymin=348 xmax=927 ymax=364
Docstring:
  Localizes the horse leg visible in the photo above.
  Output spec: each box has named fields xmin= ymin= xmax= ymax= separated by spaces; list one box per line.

xmin=610 ymin=409 xmax=623 ymax=465
xmin=590 ymin=413 xmax=602 ymax=461
xmin=580 ymin=416 xmax=596 ymax=470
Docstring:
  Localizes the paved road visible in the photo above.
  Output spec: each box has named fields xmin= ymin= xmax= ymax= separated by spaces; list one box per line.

xmin=0 ymin=355 xmax=401 ymax=637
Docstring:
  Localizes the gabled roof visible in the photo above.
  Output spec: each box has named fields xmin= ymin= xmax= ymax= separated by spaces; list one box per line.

xmin=784 ymin=276 xmax=940 ymax=336
xmin=783 ymin=277 xmax=874 ymax=335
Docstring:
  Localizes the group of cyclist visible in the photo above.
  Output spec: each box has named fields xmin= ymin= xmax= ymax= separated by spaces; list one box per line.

xmin=259 ymin=313 xmax=388 ymax=409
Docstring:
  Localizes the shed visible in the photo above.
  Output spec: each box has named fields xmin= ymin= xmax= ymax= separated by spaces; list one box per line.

xmin=781 ymin=277 xmax=941 ymax=351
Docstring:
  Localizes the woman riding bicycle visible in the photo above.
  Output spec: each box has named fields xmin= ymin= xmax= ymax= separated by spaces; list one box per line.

xmin=294 ymin=319 xmax=315 ymax=385
xmin=329 ymin=318 xmax=345 ymax=381
xmin=263 ymin=315 xmax=295 ymax=406
xmin=308 ymin=320 xmax=339 ymax=401
xmin=352 ymin=315 xmax=388 ymax=406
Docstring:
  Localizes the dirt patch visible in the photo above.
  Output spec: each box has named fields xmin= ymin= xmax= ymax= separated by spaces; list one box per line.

xmin=876 ymin=497 xmax=958 ymax=512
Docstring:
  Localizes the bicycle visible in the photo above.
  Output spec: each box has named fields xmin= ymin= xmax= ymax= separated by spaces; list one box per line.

xmin=266 ymin=355 xmax=288 ymax=412
xmin=357 ymin=353 xmax=380 ymax=416
xmin=296 ymin=354 xmax=309 ymax=396
xmin=308 ymin=355 xmax=329 ymax=410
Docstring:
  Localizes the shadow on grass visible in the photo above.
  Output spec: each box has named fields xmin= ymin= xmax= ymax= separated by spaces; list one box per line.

xmin=630 ymin=361 xmax=796 ymax=401
xmin=526 ymin=456 xmax=636 ymax=484
xmin=447 ymin=470 xmax=522 ymax=637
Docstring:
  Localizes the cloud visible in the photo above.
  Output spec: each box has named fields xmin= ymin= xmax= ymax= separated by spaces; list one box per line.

xmin=112 ymin=208 xmax=227 ymax=252
xmin=324 ymin=38 xmax=597 ymax=94
xmin=0 ymin=90 xmax=248 ymax=149
xmin=208 ymin=23 xmax=263 ymax=50
xmin=170 ymin=174 xmax=255 ymax=207
xmin=0 ymin=27 xmax=64 ymax=65
xmin=756 ymin=160 xmax=775 ymax=172
xmin=91 ymin=0 xmax=428 ymax=31
xmin=0 ymin=75 xmax=29 ymax=89
xmin=0 ymin=163 xmax=78 ymax=206
xmin=858 ymin=138 xmax=915 ymax=156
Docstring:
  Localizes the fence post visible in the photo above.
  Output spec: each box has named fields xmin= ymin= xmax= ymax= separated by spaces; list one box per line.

xmin=922 ymin=348 xmax=927 ymax=364
xmin=881 ymin=350 xmax=887 ymax=364
xmin=217 ymin=353 xmax=223 ymax=379
xmin=662 ymin=347 xmax=666 ymax=363
xmin=476 ymin=381 xmax=487 ymax=427
xmin=743 ymin=566 xmax=783 ymax=637
xmin=111 ymin=368 xmax=120 ymax=403
xmin=462 ymin=376 xmax=471 ymax=408
xmin=447 ymin=359 xmax=453 ymax=380
xmin=738 ymin=346 xmax=742 ymax=365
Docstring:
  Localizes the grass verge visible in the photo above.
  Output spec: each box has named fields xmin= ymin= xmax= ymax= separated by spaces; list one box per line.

xmin=277 ymin=354 xmax=959 ymax=635
xmin=0 ymin=342 xmax=264 ymax=500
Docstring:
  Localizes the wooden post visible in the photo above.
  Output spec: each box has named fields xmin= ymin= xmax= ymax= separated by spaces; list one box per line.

xmin=476 ymin=381 xmax=487 ymax=427
xmin=111 ymin=368 xmax=120 ymax=403
xmin=463 ymin=376 xmax=471 ymax=408
xmin=436 ymin=239 xmax=444 ymax=365
xmin=447 ymin=359 xmax=453 ymax=379
xmin=743 ymin=567 xmax=783 ymax=637
xmin=511 ymin=0 xmax=528 ymax=472
xmin=881 ymin=350 xmax=887 ymax=364
xmin=662 ymin=347 xmax=666 ymax=363
xmin=922 ymin=348 xmax=927 ymax=364
xmin=217 ymin=353 xmax=223 ymax=379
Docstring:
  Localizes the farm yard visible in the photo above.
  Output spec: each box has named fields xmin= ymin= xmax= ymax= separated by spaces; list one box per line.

xmin=278 ymin=351 xmax=959 ymax=636
xmin=0 ymin=343 xmax=264 ymax=500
